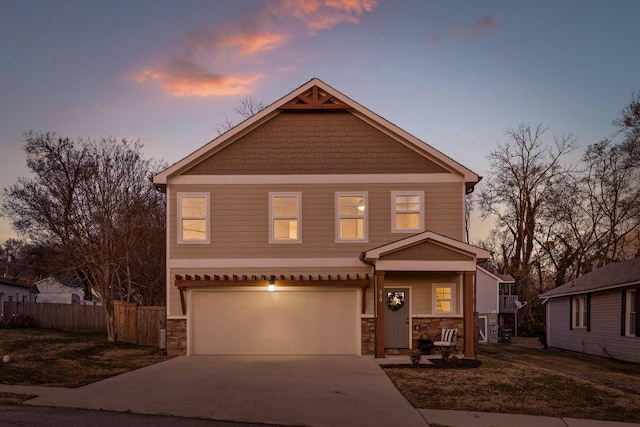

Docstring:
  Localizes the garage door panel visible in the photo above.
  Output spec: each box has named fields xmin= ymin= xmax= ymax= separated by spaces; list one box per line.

xmin=191 ymin=289 xmax=358 ymax=355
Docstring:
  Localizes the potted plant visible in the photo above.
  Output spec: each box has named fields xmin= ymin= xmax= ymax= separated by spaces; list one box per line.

xmin=410 ymin=349 xmax=422 ymax=367
xmin=417 ymin=333 xmax=432 ymax=354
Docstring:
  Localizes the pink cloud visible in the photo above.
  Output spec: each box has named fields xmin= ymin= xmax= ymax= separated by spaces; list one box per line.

xmin=136 ymin=59 xmax=262 ymax=97
xmin=220 ymin=32 xmax=286 ymax=56
xmin=274 ymin=0 xmax=378 ymax=32
xmin=136 ymin=0 xmax=377 ymax=97
xmin=428 ymin=16 xmax=498 ymax=46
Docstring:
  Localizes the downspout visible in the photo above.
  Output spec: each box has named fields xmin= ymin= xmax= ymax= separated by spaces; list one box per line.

xmin=361 ymin=252 xmax=385 ymax=358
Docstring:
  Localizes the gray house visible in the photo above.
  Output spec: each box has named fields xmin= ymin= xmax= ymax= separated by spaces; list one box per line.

xmin=0 ymin=277 xmax=36 ymax=321
xmin=539 ymin=257 xmax=640 ymax=364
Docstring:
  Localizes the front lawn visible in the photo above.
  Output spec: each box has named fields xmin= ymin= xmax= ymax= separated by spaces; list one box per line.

xmin=0 ymin=328 xmax=168 ymax=388
xmin=384 ymin=341 xmax=640 ymax=423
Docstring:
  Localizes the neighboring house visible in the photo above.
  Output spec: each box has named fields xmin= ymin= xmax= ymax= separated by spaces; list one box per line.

xmin=153 ymin=78 xmax=490 ymax=358
xmin=539 ymin=257 xmax=640 ymax=364
xmin=34 ymin=277 xmax=85 ymax=304
xmin=476 ymin=266 xmax=516 ymax=343
xmin=0 ymin=277 xmax=36 ymax=320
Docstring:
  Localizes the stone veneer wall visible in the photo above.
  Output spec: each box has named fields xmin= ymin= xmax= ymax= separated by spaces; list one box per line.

xmin=169 ymin=317 xmax=463 ymax=357
xmin=167 ymin=318 xmax=187 ymax=356
xmin=361 ymin=317 xmax=464 ymax=356
xmin=361 ymin=318 xmax=375 ymax=355
xmin=412 ymin=317 xmax=464 ymax=354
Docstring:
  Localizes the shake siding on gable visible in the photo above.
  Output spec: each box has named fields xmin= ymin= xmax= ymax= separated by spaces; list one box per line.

xmin=548 ymin=291 xmax=639 ymax=363
xmin=183 ymin=113 xmax=449 ymax=176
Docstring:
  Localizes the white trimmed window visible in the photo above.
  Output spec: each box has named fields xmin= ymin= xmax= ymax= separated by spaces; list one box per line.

xmin=336 ymin=192 xmax=367 ymax=242
xmin=177 ymin=193 xmax=209 ymax=243
xmin=572 ymin=295 xmax=587 ymax=329
xmin=434 ymin=285 xmax=454 ymax=314
xmin=269 ymin=192 xmax=301 ymax=243
xmin=626 ymin=289 xmax=637 ymax=337
xmin=391 ymin=191 xmax=424 ymax=233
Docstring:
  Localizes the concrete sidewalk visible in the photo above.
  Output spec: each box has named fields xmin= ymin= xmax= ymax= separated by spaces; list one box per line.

xmin=419 ymin=409 xmax=640 ymax=427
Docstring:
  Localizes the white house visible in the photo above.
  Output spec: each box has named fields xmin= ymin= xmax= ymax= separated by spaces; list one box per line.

xmin=34 ymin=277 xmax=84 ymax=304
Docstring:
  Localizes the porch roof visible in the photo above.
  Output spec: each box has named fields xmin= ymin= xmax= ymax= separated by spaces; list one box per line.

xmin=360 ymin=231 xmax=490 ymax=272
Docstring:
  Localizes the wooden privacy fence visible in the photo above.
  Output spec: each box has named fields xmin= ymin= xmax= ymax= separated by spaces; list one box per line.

xmin=3 ymin=301 xmax=166 ymax=348
xmin=114 ymin=301 xmax=167 ymax=347
xmin=3 ymin=301 xmax=106 ymax=330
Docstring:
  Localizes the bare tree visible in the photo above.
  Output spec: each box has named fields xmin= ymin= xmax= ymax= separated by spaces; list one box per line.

xmin=538 ymin=95 xmax=640 ymax=284
xmin=1 ymin=132 xmax=166 ymax=341
xmin=478 ymin=123 xmax=577 ymax=281
xmin=216 ymin=96 xmax=267 ymax=135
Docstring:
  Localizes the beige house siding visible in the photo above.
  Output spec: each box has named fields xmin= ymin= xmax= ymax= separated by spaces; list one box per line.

xmin=167 ymin=181 xmax=464 ymax=260
xmin=382 ymin=272 xmax=462 ymax=315
xmin=184 ymin=112 xmax=449 ymax=176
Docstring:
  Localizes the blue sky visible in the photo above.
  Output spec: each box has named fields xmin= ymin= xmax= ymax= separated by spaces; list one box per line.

xmin=1 ymin=0 xmax=639 ymax=244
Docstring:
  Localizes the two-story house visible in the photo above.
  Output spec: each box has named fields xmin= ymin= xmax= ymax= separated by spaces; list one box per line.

xmin=476 ymin=266 xmax=516 ymax=343
xmin=153 ymin=78 xmax=490 ymax=358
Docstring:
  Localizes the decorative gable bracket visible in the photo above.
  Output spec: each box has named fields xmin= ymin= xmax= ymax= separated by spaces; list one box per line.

xmin=279 ymin=85 xmax=352 ymax=110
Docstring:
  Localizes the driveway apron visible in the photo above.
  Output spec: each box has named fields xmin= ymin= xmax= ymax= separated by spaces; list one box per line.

xmin=26 ymin=355 xmax=428 ymax=427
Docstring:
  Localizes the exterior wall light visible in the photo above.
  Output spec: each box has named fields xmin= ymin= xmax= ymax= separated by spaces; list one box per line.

xmin=268 ymin=280 xmax=275 ymax=292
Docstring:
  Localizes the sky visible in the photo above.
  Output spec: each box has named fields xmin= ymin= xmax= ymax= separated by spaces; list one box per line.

xmin=1 ymin=0 xmax=639 ymax=245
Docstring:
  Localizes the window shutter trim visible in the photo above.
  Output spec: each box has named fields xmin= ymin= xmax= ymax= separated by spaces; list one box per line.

xmin=621 ymin=290 xmax=627 ymax=336
xmin=569 ymin=296 xmax=573 ymax=331
xmin=586 ymin=294 xmax=591 ymax=332
xmin=635 ymin=287 xmax=640 ymax=338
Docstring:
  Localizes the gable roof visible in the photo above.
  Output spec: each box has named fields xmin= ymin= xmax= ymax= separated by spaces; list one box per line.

xmin=153 ymin=78 xmax=480 ymax=191
xmin=539 ymin=257 xmax=640 ymax=300
xmin=34 ymin=277 xmax=84 ymax=296
xmin=360 ymin=230 xmax=490 ymax=272
xmin=477 ymin=266 xmax=515 ymax=283
xmin=0 ymin=277 xmax=35 ymax=291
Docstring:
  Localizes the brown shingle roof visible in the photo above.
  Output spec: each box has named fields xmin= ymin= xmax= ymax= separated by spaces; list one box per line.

xmin=540 ymin=257 xmax=640 ymax=299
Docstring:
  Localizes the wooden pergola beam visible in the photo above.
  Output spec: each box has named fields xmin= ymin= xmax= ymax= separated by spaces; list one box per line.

xmin=174 ymin=274 xmax=371 ymax=315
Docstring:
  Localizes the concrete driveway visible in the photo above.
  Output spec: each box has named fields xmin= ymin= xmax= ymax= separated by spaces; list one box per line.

xmin=26 ymin=355 xmax=428 ymax=427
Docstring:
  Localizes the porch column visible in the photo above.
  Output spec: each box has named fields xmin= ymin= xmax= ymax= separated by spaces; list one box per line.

xmin=463 ymin=270 xmax=476 ymax=358
xmin=375 ymin=270 xmax=386 ymax=358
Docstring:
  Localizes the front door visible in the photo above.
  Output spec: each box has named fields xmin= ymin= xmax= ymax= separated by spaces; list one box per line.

xmin=384 ymin=287 xmax=410 ymax=348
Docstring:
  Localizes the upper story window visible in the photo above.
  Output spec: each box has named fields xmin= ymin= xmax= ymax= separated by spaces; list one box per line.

xmin=336 ymin=192 xmax=367 ymax=242
xmin=391 ymin=191 xmax=424 ymax=233
xmin=434 ymin=285 xmax=453 ymax=314
xmin=177 ymin=193 xmax=209 ymax=243
xmin=269 ymin=192 xmax=301 ymax=243
xmin=572 ymin=295 xmax=588 ymax=329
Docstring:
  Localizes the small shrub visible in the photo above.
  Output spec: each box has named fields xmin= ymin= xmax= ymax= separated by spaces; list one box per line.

xmin=446 ymin=354 xmax=462 ymax=367
xmin=4 ymin=315 xmax=39 ymax=329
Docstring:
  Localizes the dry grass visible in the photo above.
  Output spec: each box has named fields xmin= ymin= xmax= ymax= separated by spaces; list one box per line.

xmin=0 ymin=328 xmax=168 ymax=388
xmin=385 ymin=340 xmax=640 ymax=423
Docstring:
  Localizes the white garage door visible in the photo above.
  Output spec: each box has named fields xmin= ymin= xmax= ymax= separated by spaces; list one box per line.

xmin=190 ymin=289 xmax=360 ymax=355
